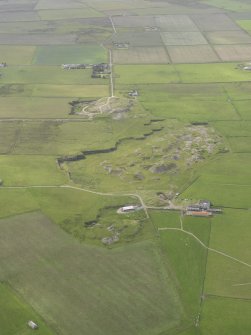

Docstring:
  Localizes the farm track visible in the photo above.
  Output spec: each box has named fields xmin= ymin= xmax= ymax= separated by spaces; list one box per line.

xmin=109 ymin=49 xmax=114 ymax=98
xmin=109 ymin=16 xmax=117 ymax=34
xmin=1 ymin=184 xmax=149 ymax=218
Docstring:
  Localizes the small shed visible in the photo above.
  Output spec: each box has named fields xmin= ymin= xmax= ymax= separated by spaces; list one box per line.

xmin=128 ymin=90 xmax=138 ymax=97
xmin=28 ymin=320 xmax=38 ymax=330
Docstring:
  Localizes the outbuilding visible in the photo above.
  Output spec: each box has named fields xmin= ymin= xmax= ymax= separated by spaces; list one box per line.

xmin=121 ymin=205 xmax=137 ymax=212
xmin=28 ymin=321 xmax=38 ymax=330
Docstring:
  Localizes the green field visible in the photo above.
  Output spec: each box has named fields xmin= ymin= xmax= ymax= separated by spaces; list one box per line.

xmin=115 ymin=63 xmax=251 ymax=85
xmin=236 ymin=19 xmax=251 ymax=35
xmin=200 ymin=297 xmax=251 ymax=335
xmin=0 ymin=283 xmax=54 ymax=335
xmin=181 ymin=178 xmax=251 ymax=208
xmin=33 ymin=45 xmax=107 ymax=65
xmin=0 ymin=155 xmax=67 ymax=186
xmin=38 ymin=8 xmax=103 ymax=20
xmin=31 ymin=84 xmax=108 ymax=98
xmin=0 ymin=66 xmax=106 ymax=85
xmin=141 ymin=99 xmax=239 ymax=121
xmin=0 ymin=188 xmax=39 ymax=219
xmin=0 ymin=0 xmax=250 ymax=334
xmin=0 ymin=211 xmax=183 ymax=335
xmin=0 ymin=97 xmax=71 ymax=118
xmin=0 ymin=45 xmax=36 ymax=65
xmin=0 ymin=83 xmax=108 ymax=98
xmin=201 ymin=0 xmax=251 ymax=11
xmin=159 ymin=229 xmax=208 ymax=324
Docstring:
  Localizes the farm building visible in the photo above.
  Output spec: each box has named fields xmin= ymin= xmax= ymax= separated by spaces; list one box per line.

xmin=0 ymin=62 xmax=7 ymax=68
xmin=92 ymin=63 xmax=110 ymax=78
xmin=144 ymin=26 xmax=159 ymax=31
xmin=186 ymin=199 xmax=222 ymax=216
xmin=243 ymin=66 xmax=251 ymax=71
xmin=113 ymin=42 xmax=129 ymax=49
xmin=62 ymin=64 xmax=90 ymax=70
xmin=186 ymin=211 xmax=212 ymax=217
xmin=187 ymin=200 xmax=211 ymax=211
xmin=27 ymin=320 xmax=38 ymax=330
xmin=117 ymin=205 xmax=140 ymax=213
xmin=121 ymin=205 xmax=137 ymax=212
xmin=128 ymin=90 xmax=138 ymax=97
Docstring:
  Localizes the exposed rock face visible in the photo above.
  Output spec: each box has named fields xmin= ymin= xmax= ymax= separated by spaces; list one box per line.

xmin=134 ymin=172 xmax=145 ymax=180
xmin=150 ymin=163 xmax=176 ymax=174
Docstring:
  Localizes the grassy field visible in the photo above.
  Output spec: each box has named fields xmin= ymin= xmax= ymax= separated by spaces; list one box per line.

xmin=181 ymin=178 xmax=251 ymax=208
xmin=0 ymin=155 xmax=67 ymax=186
xmin=0 ymin=211 xmax=183 ymax=335
xmin=115 ymin=65 xmax=180 ymax=84
xmin=225 ymin=82 xmax=251 ymax=100
xmin=0 ymin=66 xmax=106 ymax=85
xmin=31 ymin=84 xmax=108 ymax=98
xmin=234 ymin=100 xmax=251 ymax=120
xmin=204 ymin=251 xmax=251 ymax=299
xmin=149 ymin=211 xmax=181 ymax=229
xmin=0 ymin=188 xmax=39 ymax=219
xmin=35 ymin=0 xmax=87 ymax=9
xmin=201 ymin=0 xmax=251 ymax=11
xmin=206 ymin=30 xmax=251 ymax=44
xmin=115 ymin=63 xmax=251 ymax=85
xmin=200 ymin=297 xmax=251 ymax=335
xmin=141 ymin=99 xmax=239 ymax=121
xmin=0 ymin=45 xmax=36 ymax=65
xmin=158 ymin=229 xmax=208 ymax=325
xmin=38 ymin=8 xmax=103 ymax=20
xmin=0 ymin=97 xmax=71 ymax=118
xmin=33 ymin=45 xmax=107 ymax=65
xmin=209 ymin=209 xmax=250 ymax=265
xmin=0 ymin=21 xmax=53 ymax=34
xmin=227 ymin=137 xmax=251 ymax=153
xmin=176 ymin=63 xmax=251 ymax=83
xmin=0 ymin=83 xmax=108 ymax=98
xmin=0 ymin=283 xmax=54 ymax=335
xmin=237 ymin=19 xmax=251 ymax=34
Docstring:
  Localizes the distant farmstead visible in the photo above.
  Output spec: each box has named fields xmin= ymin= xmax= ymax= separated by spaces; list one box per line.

xmin=186 ymin=199 xmax=222 ymax=217
xmin=92 ymin=63 xmax=110 ymax=78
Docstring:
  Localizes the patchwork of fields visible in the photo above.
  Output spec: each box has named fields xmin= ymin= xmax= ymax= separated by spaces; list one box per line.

xmin=0 ymin=0 xmax=250 ymax=334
